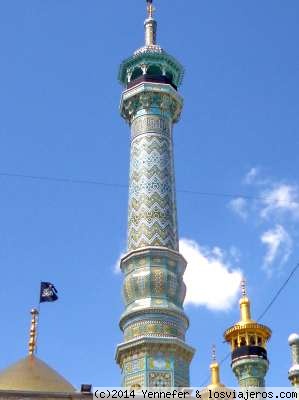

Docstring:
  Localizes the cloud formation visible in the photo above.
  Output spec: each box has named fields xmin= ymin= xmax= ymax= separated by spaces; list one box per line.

xmin=260 ymin=225 xmax=292 ymax=274
xmin=180 ymin=238 xmax=242 ymax=311
xmin=228 ymin=168 xmax=299 ymax=275
xmin=260 ymin=184 xmax=299 ymax=219
xmin=229 ymin=197 xmax=248 ymax=220
xmin=244 ymin=167 xmax=259 ymax=185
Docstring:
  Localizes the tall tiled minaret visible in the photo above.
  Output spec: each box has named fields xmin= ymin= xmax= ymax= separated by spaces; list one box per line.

xmin=224 ymin=281 xmax=272 ymax=387
xmin=288 ymin=333 xmax=299 ymax=387
xmin=116 ymin=0 xmax=194 ymax=388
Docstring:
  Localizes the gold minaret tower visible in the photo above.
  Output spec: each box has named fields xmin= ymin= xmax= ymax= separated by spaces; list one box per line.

xmin=224 ymin=280 xmax=272 ymax=387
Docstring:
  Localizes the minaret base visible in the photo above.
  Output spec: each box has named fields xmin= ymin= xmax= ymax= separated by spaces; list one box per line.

xmin=232 ymin=358 xmax=269 ymax=388
xmin=116 ymin=337 xmax=194 ymax=388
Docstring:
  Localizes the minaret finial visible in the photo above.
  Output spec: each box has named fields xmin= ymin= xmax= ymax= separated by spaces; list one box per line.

xmin=212 ymin=344 xmax=217 ymax=362
xmin=147 ymin=0 xmax=155 ymax=18
xmin=144 ymin=0 xmax=157 ymax=46
xmin=28 ymin=308 xmax=39 ymax=356
xmin=241 ymin=278 xmax=247 ymax=297
xmin=239 ymin=278 xmax=251 ymax=322
xmin=210 ymin=345 xmax=221 ymax=386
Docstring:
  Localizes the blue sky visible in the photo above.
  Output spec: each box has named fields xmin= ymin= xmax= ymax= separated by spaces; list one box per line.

xmin=0 ymin=0 xmax=298 ymax=389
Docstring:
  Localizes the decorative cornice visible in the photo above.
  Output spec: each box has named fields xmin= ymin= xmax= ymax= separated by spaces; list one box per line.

xmin=224 ymin=322 xmax=272 ymax=341
xmin=120 ymin=246 xmax=187 ymax=270
xmin=115 ymin=336 xmax=195 ymax=365
xmin=120 ymin=82 xmax=183 ymax=124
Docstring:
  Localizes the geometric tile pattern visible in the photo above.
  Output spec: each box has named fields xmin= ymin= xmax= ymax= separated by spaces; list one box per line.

xmin=128 ymin=115 xmax=178 ymax=251
xmin=117 ymin=340 xmax=193 ymax=388
xmin=232 ymin=358 xmax=269 ymax=388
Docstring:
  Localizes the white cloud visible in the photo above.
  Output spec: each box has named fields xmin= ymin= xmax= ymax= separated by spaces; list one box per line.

xmin=229 ymin=169 xmax=298 ymax=276
xmin=180 ymin=238 xmax=242 ymax=311
xmin=261 ymin=225 xmax=292 ymax=273
xmin=229 ymin=246 xmax=241 ymax=263
xmin=113 ymin=252 xmax=125 ymax=274
xmin=229 ymin=197 xmax=248 ymax=220
xmin=244 ymin=167 xmax=259 ymax=184
xmin=260 ymin=184 xmax=299 ymax=219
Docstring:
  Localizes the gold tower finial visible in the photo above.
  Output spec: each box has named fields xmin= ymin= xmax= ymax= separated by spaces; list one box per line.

xmin=212 ymin=344 xmax=216 ymax=362
xmin=209 ymin=345 xmax=222 ymax=387
xmin=239 ymin=278 xmax=251 ymax=322
xmin=28 ymin=308 xmax=39 ymax=356
xmin=241 ymin=278 xmax=247 ymax=297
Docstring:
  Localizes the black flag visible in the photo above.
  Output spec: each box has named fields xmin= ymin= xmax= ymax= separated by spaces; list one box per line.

xmin=40 ymin=282 xmax=58 ymax=303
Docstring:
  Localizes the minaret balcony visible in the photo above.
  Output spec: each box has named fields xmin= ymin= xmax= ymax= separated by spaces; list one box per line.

xmin=232 ymin=345 xmax=268 ymax=362
xmin=127 ymin=73 xmax=177 ymax=90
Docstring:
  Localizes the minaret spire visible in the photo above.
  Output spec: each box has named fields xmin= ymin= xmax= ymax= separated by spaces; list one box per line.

xmin=145 ymin=0 xmax=157 ymax=46
xmin=147 ymin=0 xmax=155 ymax=18
xmin=200 ymin=345 xmax=227 ymax=399
xmin=239 ymin=278 xmax=251 ymax=322
xmin=241 ymin=278 xmax=247 ymax=297
xmin=28 ymin=308 xmax=39 ymax=356
xmin=210 ymin=345 xmax=221 ymax=387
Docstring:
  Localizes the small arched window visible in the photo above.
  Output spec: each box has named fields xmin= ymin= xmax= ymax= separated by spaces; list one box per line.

xmin=147 ymin=65 xmax=163 ymax=76
xmin=131 ymin=67 xmax=143 ymax=81
xmin=250 ymin=336 xmax=256 ymax=345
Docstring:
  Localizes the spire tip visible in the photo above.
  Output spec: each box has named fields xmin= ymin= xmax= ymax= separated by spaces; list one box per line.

xmin=212 ymin=344 xmax=217 ymax=362
xmin=241 ymin=278 xmax=247 ymax=297
xmin=146 ymin=0 xmax=155 ymax=19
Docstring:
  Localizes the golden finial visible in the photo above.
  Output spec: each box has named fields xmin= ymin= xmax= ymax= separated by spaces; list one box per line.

xmin=210 ymin=345 xmax=221 ymax=386
xmin=239 ymin=278 xmax=251 ymax=322
xmin=28 ymin=308 xmax=39 ymax=356
xmin=147 ymin=0 xmax=155 ymax=19
xmin=212 ymin=344 xmax=216 ymax=362
xmin=241 ymin=278 xmax=247 ymax=297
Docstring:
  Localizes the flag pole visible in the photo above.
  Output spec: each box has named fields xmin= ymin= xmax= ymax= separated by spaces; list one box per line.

xmin=28 ymin=308 xmax=38 ymax=356
xmin=35 ymin=281 xmax=42 ymax=355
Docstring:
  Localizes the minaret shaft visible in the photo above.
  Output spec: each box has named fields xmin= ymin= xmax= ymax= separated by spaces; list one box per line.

xmin=117 ymin=83 xmax=194 ymax=388
xmin=128 ymin=112 xmax=178 ymax=252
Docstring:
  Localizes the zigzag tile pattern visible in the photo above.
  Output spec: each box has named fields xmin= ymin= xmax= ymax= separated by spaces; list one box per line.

xmin=128 ymin=115 xmax=178 ymax=251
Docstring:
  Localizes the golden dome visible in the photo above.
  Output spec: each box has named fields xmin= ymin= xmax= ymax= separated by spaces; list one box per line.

xmin=0 ymin=355 xmax=75 ymax=393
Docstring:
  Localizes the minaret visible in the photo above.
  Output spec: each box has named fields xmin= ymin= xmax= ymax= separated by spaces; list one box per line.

xmin=224 ymin=280 xmax=272 ymax=387
xmin=288 ymin=333 xmax=299 ymax=387
xmin=116 ymin=0 xmax=194 ymax=388
xmin=200 ymin=346 xmax=229 ymax=400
